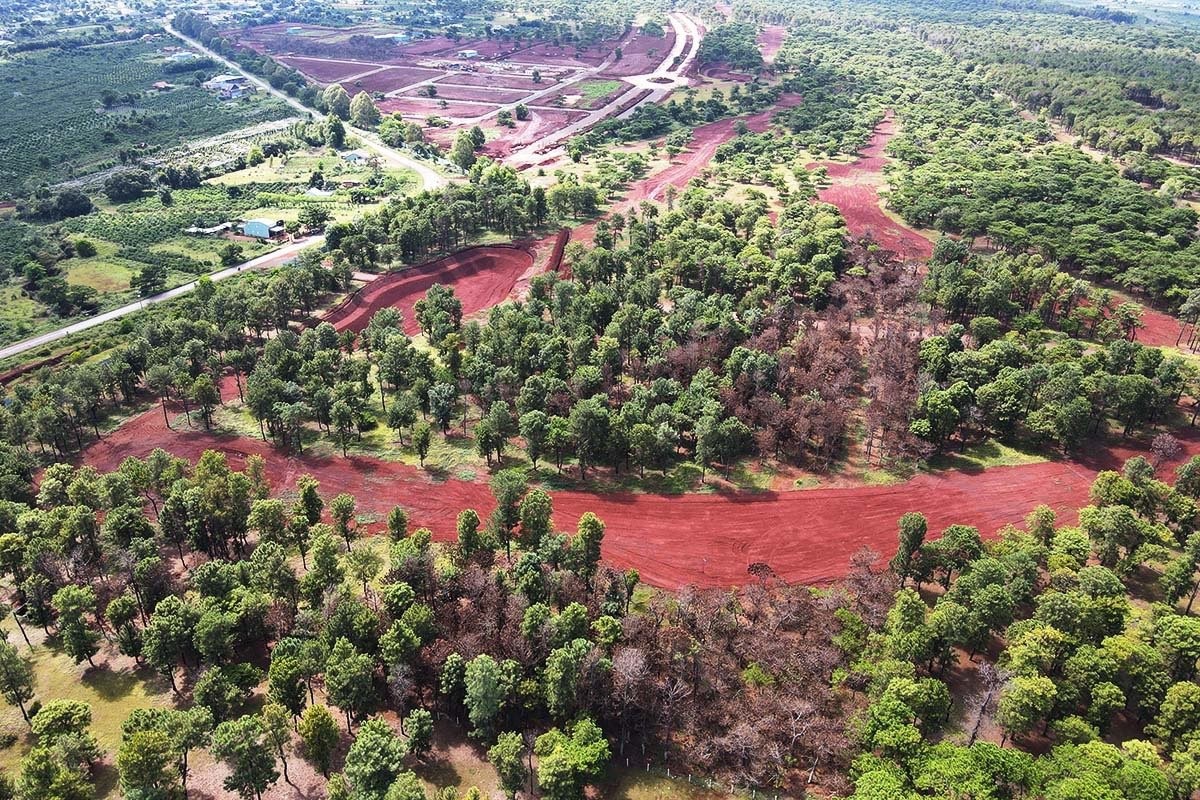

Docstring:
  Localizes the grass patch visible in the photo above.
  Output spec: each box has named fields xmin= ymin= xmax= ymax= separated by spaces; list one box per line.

xmin=927 ymin=439 xmax=1048 ymax=472
xmin=64 ymin=259 xmax=134 ymax=293
xmin=578 ymin=78 xmax=623 ymax=101
xmin=0 ymin=623 xmax=174 ymax=783
xmin=597 ymin=768 xmax=737 ymax=799
xmin=861 ymin=467 xmax=906 ymax=486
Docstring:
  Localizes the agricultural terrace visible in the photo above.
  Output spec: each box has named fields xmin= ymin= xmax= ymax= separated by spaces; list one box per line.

xmin=0 ymin=38 xmax=290 ymax=194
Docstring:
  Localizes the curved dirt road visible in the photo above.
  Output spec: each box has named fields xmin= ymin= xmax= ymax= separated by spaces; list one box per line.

xmin=507 ymin=11 xmax=702 ymax=166
xmin=79 ymin=367 xmax=1198 ymax=590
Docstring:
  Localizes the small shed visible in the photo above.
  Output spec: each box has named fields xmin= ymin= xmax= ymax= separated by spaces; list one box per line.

xmin=457 ymin=49 xmax=479 ymax=59
xmin=242 ymin=218 xmax=284 ymax=240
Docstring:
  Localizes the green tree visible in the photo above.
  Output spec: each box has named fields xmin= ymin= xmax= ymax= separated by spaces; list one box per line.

xmin=449 ymin=130 xmax=478 ymax=171
xmin=326 ymin=638 xmax=374 ymax=731
xmin=414 ymin=423 xmax=433 ymax=466
xmin=350 ymin=92 xmax=381 ymax=128
xmin=323 ymin=85 xmax=352 ymax=119
xmin=488 ymin=731 xmax=527 ymax=800
xmin=403 ymin=708 xmax=433 ymax=758
xmin=117 ymin=729 xmax=175 ymax=800
xmin=464 ymin=654 xmax=509 ymax=740
xmin=891 ymin=512 xmax=927 ymax=587
xmin=298 ymin=704 xmax=340 ymax=777
xmin=518 ymin=489 xmax=553 ymax=550
xmin=330 ymin=492 xmax=358 ymax=550
xmin=534 ymin=717 xmax=610 ymax=800
xmin=210 ymin=714 xmax=280 ymax=800
xmin=345 ymin=718 xmax=407 ymax=799
xmin=0 ymin=638 xmax=36 ymax=723
xmin=568 ymin=512 xmax=604 ymax=585
xmin=490 ymin=469 xmax=527 ymax=558
xmin=997 ymin=675 xmax=1057 ymax=745
xmin=261 ymin=702 xmax=294 ymax=785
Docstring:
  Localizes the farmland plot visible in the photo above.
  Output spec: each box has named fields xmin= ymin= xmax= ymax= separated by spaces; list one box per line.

xmin=0 ymin=40 xmax=290 ymax=193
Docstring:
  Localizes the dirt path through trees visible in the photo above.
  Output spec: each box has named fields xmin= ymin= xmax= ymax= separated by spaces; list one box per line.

xmin=81 ymin=380 xmax=1199 ymax=589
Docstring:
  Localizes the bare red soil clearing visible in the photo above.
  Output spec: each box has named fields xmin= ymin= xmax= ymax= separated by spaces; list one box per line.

xmin=81 ymin=388 xmax=1200 ymax=590
xmin=1132 ymin=305 xmax=1191 ymax=350
xmin=807 ymin=114 xmax=934 ymax=261
xmin=600 ymin=29 xmax=677 ymax=77
xmin=377 ymin=98 xmax=500 ymax=118
xmin=341 ymin=66 xmax=444 ymax=94
xmin=631 ymin=94 xmax=804 ymax=203
xmin=323 ymin=245 xmax=533 ymax=335
xmin=409 ymin=83 xmax=530 ymax=104
xmin=758 ymin=25 xmax=787 ymax=63
xmin=275 ymin=56 xmax=370 ymax=84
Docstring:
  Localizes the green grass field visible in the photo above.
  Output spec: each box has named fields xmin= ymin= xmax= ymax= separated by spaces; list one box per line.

xmin=573 ymin=78 xmax=624 ymax=107
xmin=927 ymin=439 xmax=1049 ymax=472
xmin=0 ymin=623 xmax=174 ymax=784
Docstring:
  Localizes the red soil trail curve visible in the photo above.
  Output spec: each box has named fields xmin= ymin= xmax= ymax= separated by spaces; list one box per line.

xmin=631 ymin=93 xmax=805 ymax=203
xmin=1132 ymin=305 xmax=1192 ymax=350
xmin=807 ymin=113 xmax=934 ymax=261
xmin=323 ymin=246 xmax=533 ymax=335
xmin=79 ymin=371 xmax=1200 ymax=590
xmin=757 ymin=25 xmax=787 ymax=64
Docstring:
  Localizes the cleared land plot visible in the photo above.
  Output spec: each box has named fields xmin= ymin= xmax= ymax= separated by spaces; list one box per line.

xmin=601 ymin=29 xmax=676 ymax=76
xmin=342 ymin=66 xmax=444 ymax=94
xmin=438 ymin=70 xmax=556 ymax=90
xmin=276 ymin=55 xmax=374 ymax=83
xmin=377 ymin=97 xmax=500 ymax=118
xmin=483 ymin=109 xmax=591 ymax=156
xmin=506 ymin=41 xmax=612 ymax=67
xmin=414 ymin=83 xmax=532 ymax=103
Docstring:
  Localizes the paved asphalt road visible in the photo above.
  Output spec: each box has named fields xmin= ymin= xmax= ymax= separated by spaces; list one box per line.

xmin=0 ymin=237 xmax=323 ymax=362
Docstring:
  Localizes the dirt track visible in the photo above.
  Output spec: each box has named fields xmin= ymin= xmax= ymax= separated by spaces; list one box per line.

xmin=807 ymin=114 xmax=934 ymax=261
xmin=80 ymin=370 xmax=1199 ymax=589
xmin=634 ymin=94 xmax=804 ymax=202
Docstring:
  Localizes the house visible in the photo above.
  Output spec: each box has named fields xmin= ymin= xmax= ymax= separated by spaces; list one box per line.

xmin=166 ymin=51 xmax=197 ymax=63
xmin=203 ymin=74 xmax=255 ymax=100
xmin=184 ymin=222 xmax=233 ymax=236
xmin=342 ymin=149 xmax=373 ymax=165
xmin=241 ymin=218 xmax=285 ymax=240
xmin=151 ymin=81 xmax=174 ymax=91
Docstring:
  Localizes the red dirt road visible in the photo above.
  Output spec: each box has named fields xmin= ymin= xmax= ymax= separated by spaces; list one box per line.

xmin=323 ymin=246 xmax=533 ymax=335
xmin=758 ymin=25 xmax=787 ymax=63
xmin=80 ymin=388 xmax=1200 ymax=590
xmin=808 ymin=114 xmax=934 ymax=261
xmin=633 ymin=94 xmax=804 ymax=202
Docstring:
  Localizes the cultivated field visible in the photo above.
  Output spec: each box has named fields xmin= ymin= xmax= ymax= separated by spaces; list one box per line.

xmin=0 ymin=38 xmax=290 ymax=193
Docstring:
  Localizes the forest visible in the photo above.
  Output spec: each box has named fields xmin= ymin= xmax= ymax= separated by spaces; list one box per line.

xmin=3 ymin=0 xmax=1200 ymax=797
